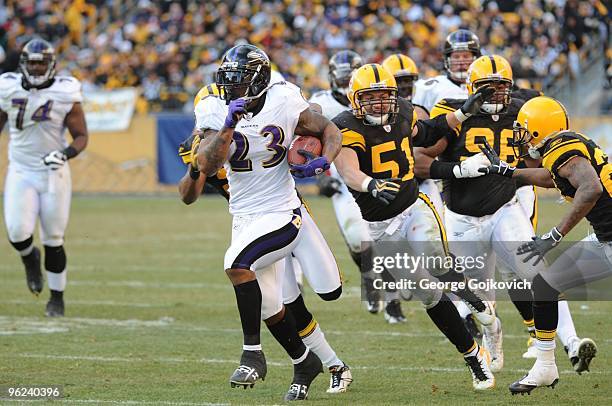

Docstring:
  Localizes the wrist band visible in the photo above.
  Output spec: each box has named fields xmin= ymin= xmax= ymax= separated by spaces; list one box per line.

xmin=453 ymin=109 xmax=470 ymax=123
xmin=361 ymin=176 xmax=373 ymax=192
xmin=62 ymin=146 xmax=78 ymax=159
xmin=189 ymin=167 xmax=201 ymax=180
xmin=430 ymin=160 xmax=457 ymax=179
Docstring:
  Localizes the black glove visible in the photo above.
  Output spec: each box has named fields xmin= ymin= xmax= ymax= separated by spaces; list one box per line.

xmin=477 ymin=139 xmax=515 ymax=178
xmin=367 ymin=178 xmax=401 ymax=205
xmin=459 ymin=86 xmax=496 ymax=118
xmin=517 ymin=227 xmax=563 ymax=265
xmin=318 ymin=176 xmax=342 ymax=197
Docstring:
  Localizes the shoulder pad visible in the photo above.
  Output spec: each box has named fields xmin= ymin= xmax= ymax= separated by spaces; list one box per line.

xmin=48 ymin=76 xmax=83 ymax=103
xmin=430 ymin=98 xmax=462 ymax=118
xmin=0 ymin=72 xmax=22 ymax=98
xmin=542 ymin=131 xmax=589 ymax=172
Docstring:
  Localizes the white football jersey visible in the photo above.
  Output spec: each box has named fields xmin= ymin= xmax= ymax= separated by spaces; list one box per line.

xmin=308 ymin=90 xmax=350 ymax=121
xmin=0 ymin=72 xmax=82 ymax=171
xmin=195 ymin=81 xmax=309 ymax=215
xmin=412 ymin=74 xmax=467 ymax=113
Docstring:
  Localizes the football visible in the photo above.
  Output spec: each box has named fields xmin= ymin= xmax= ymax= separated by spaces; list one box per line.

xmin=288 ymin=135 xmax=322 ymax=165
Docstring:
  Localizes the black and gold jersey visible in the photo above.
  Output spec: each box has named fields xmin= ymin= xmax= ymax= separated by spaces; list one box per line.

xmin=541 ymin=131 xmax=612 ymax=241
xmin=431 ymin=98 xmax=524 ymax=217
xmin=333 ymin=98 xmax=422 ymax=221
xmin=206 ymin=168 xmax=230 ymax=201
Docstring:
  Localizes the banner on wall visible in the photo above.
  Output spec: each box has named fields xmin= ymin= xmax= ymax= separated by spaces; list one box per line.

xmin=83 ymin=88 xmax=138 ymax=132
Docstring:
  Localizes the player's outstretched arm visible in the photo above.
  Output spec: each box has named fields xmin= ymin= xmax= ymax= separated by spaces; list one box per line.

xmin=555 ymin=156 xmax=603 ymax=235
xmin=413 ymin=140 xmax=447 ymax=178
xmin=295 ymin=107 xmax=342 ymax=163
xmin=64 ymin=102 xmax=89 ymax=156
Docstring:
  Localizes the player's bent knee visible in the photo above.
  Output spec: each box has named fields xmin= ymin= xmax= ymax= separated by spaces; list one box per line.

xmin=225 ymin=268 xmax=256 ymax=285
xmin=7 ymin=227 xmax=33 ymax=246
xmin=9 ymin=236 xmax=34 ymax=252
xmin=419 ymin=288 xmax=443 ymax=310
xmin=44 ymin=245 xmax=66 ymax=273
xmin=532 ymin=273 xmax=560 ymax=301
xmin=263 ymin=305 xmax=284 ymax=325
xmin=285 ymin=295 xmax=313 ymax=331
xmin=317 ymin=285 xmax=342 ymax=301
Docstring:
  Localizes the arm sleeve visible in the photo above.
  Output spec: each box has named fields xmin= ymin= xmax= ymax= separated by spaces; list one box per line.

xmin=412 ymin=114 xmax=454 ymax=148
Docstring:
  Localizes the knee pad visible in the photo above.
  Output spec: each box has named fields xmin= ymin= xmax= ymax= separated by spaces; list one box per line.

xmin=317 ymin=286 xmax=342 ymax=301
xmin=285 ymin=295 xmax=314 ymax=332
xmin=10 ymin=236 xmax=33 ymax=253
xmin=533 ymin=273 xmax=560 ymax=301
xmin=419 ymin=288 xmax=444 ymax=310
xmin=44 ymin=245 xmax=66 ymax=273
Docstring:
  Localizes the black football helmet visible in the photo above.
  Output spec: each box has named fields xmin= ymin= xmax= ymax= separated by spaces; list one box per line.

xmin=329 ymin=50 xmax=363 ymax=106
xmin=216 ymin=44 xmax=271 ymax=104
xmin=443 ymin=30 xmax=481 ymax=82
xmin=19 ymin=38 xmax=56 ymax=89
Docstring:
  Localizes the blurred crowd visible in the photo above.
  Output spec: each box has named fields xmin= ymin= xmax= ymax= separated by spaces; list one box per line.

xmin=0 ymin=0 xmax=609 ymax=112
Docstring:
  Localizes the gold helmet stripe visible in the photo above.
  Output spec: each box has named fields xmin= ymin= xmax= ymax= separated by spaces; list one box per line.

xmin=489 ymin=55 xmax=497 ymax=73
xmin=396 ymin=54 xmax=404 ymax=69
xmin=554 ymin=98 xmax=569 ymax=129
xmin=371 ymin=64 xmax=380 ymax=82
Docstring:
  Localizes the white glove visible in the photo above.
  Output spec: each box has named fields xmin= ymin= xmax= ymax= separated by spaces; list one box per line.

xmin=453 ymin=153 xmax=490 ymax=178
xmin=42 ymin=150 xmax=67 ymax=170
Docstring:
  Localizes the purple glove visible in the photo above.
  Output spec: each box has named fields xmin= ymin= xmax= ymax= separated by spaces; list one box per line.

xmin=224 ymin=99 xmax=248 ymax=128
xmin=291 ymin=150 xmax=330 ymax=178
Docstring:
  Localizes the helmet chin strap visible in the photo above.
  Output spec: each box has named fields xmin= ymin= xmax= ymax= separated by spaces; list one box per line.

xmin=528 ymin=147 xmax=541 ymax=159
xmin=480 ymin=102 xmax=504 ymax=114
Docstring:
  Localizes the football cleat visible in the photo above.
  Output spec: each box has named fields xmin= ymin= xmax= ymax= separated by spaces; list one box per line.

xmin=327 ymin=364 xmax=353 ymax=394
xmin=509 ymin=358 xmax=559 ymax=395
xmin=464 ymin=346 xmax=495 ymax=390
xmin=466 ymin=299 xmax=495 ymax=326
xmin=362 ymin=276 xmax=383 ymax=314
xmin=284 ymin=350 xmax=323 ymax=401
xmin=463 ymin=314 xmax=482 ymax=340
xmin=45 ymin=296 xmax=64 ymax=317
xmin=384 ymin=299 xmax=406 ymax=324
xmin=483 ymin=317 xmax=503 ymax=372
xmin=566 ymin=337 xmax=597 ymax=374
xmin=22 ymin=247 xmax=43 ymax=295
xmin=229 ymin=350 xmax=267 ymax=389
xmin=523 ymin=336 xmax=538 ymax=359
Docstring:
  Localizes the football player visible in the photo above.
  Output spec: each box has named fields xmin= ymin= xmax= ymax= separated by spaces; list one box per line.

xmin=0 ymin=39 xmax=88 ymax=317
xmin=179 ymin=87 xmax=352 ymax=394
xmin=310 ymin=51 xmax=396 ymax=320
xmin=194 ymin=44 xmax=344 ymax=400
xmin=333 ymin=63 xmax=499 ymax=390
xmin=479 ymin=96 xmax=607 ymax=394
xmin=415 ymin=55 xmax=593 ymax=373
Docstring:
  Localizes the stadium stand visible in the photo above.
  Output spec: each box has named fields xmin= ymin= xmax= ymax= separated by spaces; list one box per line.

xmin=0 ymin=0 xmax=608 ymax=112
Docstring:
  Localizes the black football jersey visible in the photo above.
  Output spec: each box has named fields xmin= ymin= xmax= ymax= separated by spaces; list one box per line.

xmin=206 ymin=168 xmax=230 ymax=200
xmin=333 ymin=98 xmax=420 ymax=221
xmin=431 ymin=98 xmax=525 ymax=216
xmin=541 ymin=131 xmax=612 ymax=241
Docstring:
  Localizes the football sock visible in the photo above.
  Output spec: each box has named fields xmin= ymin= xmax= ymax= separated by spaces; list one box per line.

xmin=437 ymin=271 xmax=486 ymax=312
xmin=47 ymin=271 xmax=66 ymax=292
xmin=532 ymin=274 xmax=559 ymax=351
xmin=463 ymin=341 xmax=480 ymax=358
xmin=557 ymin=299 xmax=578 ymax=347
xmin=349 ymin=249 xmax=362 ymax=268
xmin=266 ymin=307 xmax=308 ymax=362
xmin=286 ymin=295 xmax=343 ymax=368
xmin=508 ymin=284 xmax=534 ymax=322
xmin=233 ymin=279 xmax=262 ymax=349
xmin=426 ymin=294 xmax=474 ymax=354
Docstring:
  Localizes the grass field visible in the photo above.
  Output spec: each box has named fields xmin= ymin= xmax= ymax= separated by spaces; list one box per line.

xmin=0 ymin=195 xmax=610 ymax=405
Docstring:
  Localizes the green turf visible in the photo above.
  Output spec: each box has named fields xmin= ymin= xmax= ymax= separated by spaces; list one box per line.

xmin=0 ymin=195 xmax=609 ymax=405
